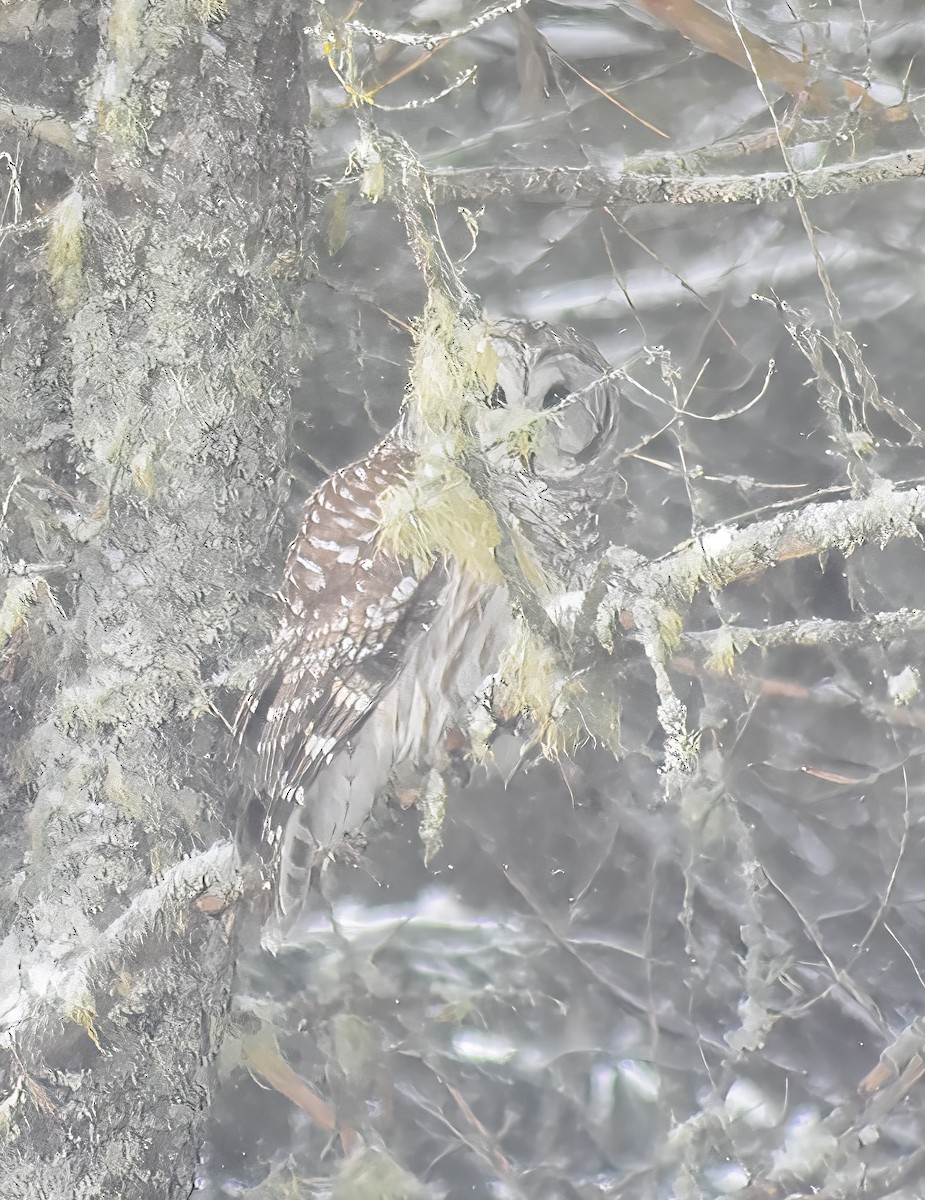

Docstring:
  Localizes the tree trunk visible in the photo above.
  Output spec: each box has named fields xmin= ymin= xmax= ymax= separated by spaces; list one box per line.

xmin=0 ymin=1 xmax=311 ymax=1194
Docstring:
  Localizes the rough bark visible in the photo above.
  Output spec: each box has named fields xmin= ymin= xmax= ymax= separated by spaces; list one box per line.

xmin=0 ymin=0 xmax=312 ymax=1194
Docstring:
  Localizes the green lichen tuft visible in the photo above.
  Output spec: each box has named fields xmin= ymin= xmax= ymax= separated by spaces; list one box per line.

xmin=325 ymin=189 xmax=350 ymax=257
xmin=657 ymin=607 xmax=684 ymax=660
xmin=1 ymin=577 xmax=41 ymax=646
xmin=140 ymin=0 xmax=225 ymax=53
xmin=331 ymin=1013 xmax=381 ymax=1085
xmin=108 ymin=0 xmax=143 ymax=62
xmin=407 ymin=290 xmax=496 ymax=446
xmin=476 ymin=402 xmax=544 ymax=465
xmin=464 ymin=701 xmax=497 ymax=766
xmin=104 ymin=755 xmax=145 ymax=820
xmin=360 ymin=158 xmax=385 ymax=200
xmin=846 ymin=429 xmax=876 ymax=457
xmin=496 ymin=617 xmax=559 ymax=728
xmin=130 ymin=447 xmax=156 ymax=497
xmin=705 ymin=626 xmax=756 ymax=673
xmin=706 ymin=625 xmax=737 ymax=674
xmin=888 ymin=665 xmax=919 ymax=706
xmin=377 ymin=463 xmax=502 ymax=583
xmin=0 ymin=1079 xmax=24 ymax=1129
xmin=506 ymin=413 xmax=541 ymax=462
xmin=45 ymin=192 xmax=85 ymax=314
xmin=194 ymin=0 xmax=227 ymax=21
xmin=70 ymin=1003 xmax=103 ymax=1052
xmin=332 ymin=1149 xmax=431 ymax=1200
xmin=97 ymin=95 xmax=148 ymax=148
xmin=495 ymin=618 xmax=592 ymax=758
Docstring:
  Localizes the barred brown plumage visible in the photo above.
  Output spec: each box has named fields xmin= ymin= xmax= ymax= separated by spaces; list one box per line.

xmin=235 ymin=319 xmax=622 ymax=920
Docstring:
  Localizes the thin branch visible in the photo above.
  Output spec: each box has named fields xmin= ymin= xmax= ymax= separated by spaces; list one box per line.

xmin=759 ymin=294 xmax=925 ymax=451
xmin=723 ymin=2 xmax=911 ymax=497
xmin=620 ymin=483 xmax=925 ymax=620
xmin=547 ymin=48 xmax=668 ymax=139
xmin=593 ymin=486 xmax=925 ymax=775
xmin=343 ymin=0 xmax=532 ymax=48
xmin=682 ymin=608 xmax=925 ymax=656
xmin=635 ymin=0 xmax=882 ymax=119
xmin=44 ymin=842 xmax=239 ymax=1025
xmin=427 ymin=147 xmax=925 ymax=208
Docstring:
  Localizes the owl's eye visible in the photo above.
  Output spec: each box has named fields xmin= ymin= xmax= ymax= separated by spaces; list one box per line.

xmin=486 ymin=383 xmax=507 ymax=409
xmin=542 ymin=383 xmax=571 ymax=409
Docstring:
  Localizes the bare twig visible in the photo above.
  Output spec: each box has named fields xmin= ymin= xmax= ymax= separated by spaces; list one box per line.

xmin=635 ymin=0 xmax=904 ymax=122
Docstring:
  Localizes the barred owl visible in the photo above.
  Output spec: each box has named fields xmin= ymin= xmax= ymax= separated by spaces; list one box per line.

xmin=236 ymin=320 xmax=620 ymax=919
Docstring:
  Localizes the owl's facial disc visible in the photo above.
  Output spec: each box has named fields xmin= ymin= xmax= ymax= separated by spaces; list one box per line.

xmin=477 ymin=320 xmax=620 ymax=482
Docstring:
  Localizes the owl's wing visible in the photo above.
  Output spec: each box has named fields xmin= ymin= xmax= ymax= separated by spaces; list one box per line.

xmin=235 ymin=437 xmax=441 ymax=811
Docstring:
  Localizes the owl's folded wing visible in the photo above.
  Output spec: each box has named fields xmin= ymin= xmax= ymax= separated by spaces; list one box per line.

xmin=235 ymin=437 xmax=443 ymax=807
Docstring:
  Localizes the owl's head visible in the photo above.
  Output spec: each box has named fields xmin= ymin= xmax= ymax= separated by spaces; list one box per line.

xmin=476 ymin=320 xmax=620 ymax=484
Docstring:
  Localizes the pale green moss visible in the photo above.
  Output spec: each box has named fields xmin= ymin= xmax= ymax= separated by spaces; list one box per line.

xmin=705 ymin=625 xmax=737 ymax=674
xmin=541 ymin=694 xmax=592 ymax=759
xmin=360 ymin=158 xmax=385 ymax=200
xmin=496 ymin=617 xmax=559 ymax=728
xmin=45 ymin=192 xmax=85 ymax=314
xmin=375 ymin=292 xmax=503 ymax=584
xmin=464 ymin=701 xmax=497 ymax=766
xmin=57 ymin=689 xmax=115 ymax=735
xmin=476 ymin=402 xmax=544 ymax=465
xmin=70 ymin=1004 xmax=103 ymax=1052
xmin=108 ymin=0 xmax=143 ymax=62
xmin=407 ymin=290 xmax=496 ymax=445
xmin=0 ymin=576 xmax=41 ymax=645
xmin=130 ymin=447 xmax=156 ymax=497
xmin=333 ymin=1149 xmax=431 ymax=1200
xmin=141 ymin=0 xmax=225 ymax=53
xmin=331 ymin=1013 xmax=380 ymax=1084
xmin=0 ymin=1079 xmax=25 ymax=1129
xmin=495 ymin=618 xmax=591 ymax=757
xmin=846 ymin=429 xmax=876 ymax=457
xmin=657 ymin=608 xmax=684 ymax=660
xmin=104 ymin=755 xmax=145 ymax=820
xmin=97 ymin=95 xmax=148 ymax=148
xmin=325 ymin=189 xmax=350 ymax=256
xmin=888 ymin=665 xmax=919 ymax=705
xmin=704 ymin=626 xmax=756 ymax=673
xmin=194 ymin=0 xmax=227 ymax=21
xmin=377 ymin=463 xmax=502 ymax=583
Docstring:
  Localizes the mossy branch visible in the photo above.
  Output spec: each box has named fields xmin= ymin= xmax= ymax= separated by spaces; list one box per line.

xmin=682 ymin=608 xmax=925 ymax=662
xmin=51 ymin=842 xmax=239 ymax=1027
xmin=590 ymin=485 xmax=925 ymax=779
xmin=426 ymin=148 xmax=925 ymax=208
xmin=342 ymin=102 xmax=925 ymax=790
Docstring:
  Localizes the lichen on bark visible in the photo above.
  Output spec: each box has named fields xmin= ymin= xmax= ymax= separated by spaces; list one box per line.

xmin=0 ymin=1 xmax=313 ymax=1195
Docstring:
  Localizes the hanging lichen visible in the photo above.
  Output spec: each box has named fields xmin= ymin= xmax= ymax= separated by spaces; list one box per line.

xmin=377 ymin=463 xmax=503 ymax=584
xmin=407 ymin=289 xmax=497 ymax=449
xmin=45 ymin=192 xmax=85 ymax=314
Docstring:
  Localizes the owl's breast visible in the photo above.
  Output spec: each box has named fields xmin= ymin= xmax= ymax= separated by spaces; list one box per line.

xmin=377 ymin=564 xmax=510 ymax=768
xmin=273 ymin=566 xmax=509 ymax=915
